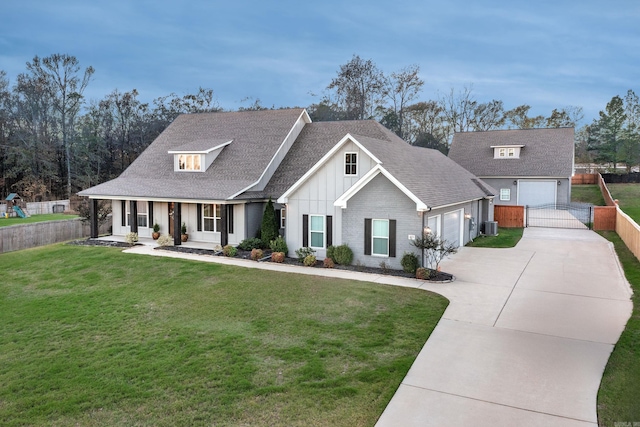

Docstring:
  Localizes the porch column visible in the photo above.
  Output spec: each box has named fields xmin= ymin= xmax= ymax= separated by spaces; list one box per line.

xmin=173 ymin=202 xmax=182 ymax=245
xmin=220 ymin=203 xmax=228 ymax=247
xmin=129 ymin=200 xmax=138 ymax=233
xmin=89 ymin=199 xmax=99 ymax=238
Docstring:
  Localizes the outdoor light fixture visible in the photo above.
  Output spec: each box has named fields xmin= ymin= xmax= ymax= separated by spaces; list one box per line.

xmin=424 ymin=226 xmax=432 ymax=235
xmin=557 ymin=181 xmax=561 ymax=186
xmin=464 ymin=212 xmax=471 ymax=219
xmin=513 ymin=180 xmax=517 ymax=185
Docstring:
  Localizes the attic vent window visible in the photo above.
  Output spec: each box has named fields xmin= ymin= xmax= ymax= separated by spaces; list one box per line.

xmin=345 ymin=152 xmax=357 ymax=175
xmin=492 ymin=145 xmax=523 ymax=159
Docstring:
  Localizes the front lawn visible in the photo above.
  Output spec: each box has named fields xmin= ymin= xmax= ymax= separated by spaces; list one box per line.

xmin=607 ymin=183 xmax=640 ymax=224
xmin=466 ymin=227 xmax=524 ymax=248
xmin=0 ymin=213 xmax=78 ymax=228
xmin=0 ymin=245 xmax=447 ymax=426
xmin=597 ymin=231 xmax=640 ymax=425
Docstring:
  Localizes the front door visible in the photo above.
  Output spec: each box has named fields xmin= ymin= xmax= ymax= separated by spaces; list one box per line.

xmin=168 ymin=202 xmax=174 ymax=236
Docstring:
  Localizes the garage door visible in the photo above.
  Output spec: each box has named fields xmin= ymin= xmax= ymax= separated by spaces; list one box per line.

xmin=443 ymin=209 xmax=463 ymax=248
xmin=518 ymin=181 xmax=557 ymax=207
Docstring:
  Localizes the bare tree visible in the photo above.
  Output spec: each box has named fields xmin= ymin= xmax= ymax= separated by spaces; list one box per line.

xmin=327 ymin=55 xmax=384 ymax=120
xmin=26 ymin=54 xmax=94 ymax=198
xmin=382 ymin=64 xmax=424 ymax=138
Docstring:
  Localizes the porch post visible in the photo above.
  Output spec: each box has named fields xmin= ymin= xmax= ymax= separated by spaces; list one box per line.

xmin=173 ymin=202 xmax=182 ymax=245
xmin=89 ymin=199 xmax=99 ymax=238
xmin=220 ymin=203 xmax=228 ymax=247
xmin=129 ymin=200 xmax=138 ymax=233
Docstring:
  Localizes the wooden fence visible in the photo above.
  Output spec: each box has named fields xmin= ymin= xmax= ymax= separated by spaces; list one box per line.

xmin=593 ymin=206 xmax=617 ymax=231
xmin=0 ymin=218 xmax=111 ymax=254
xmin=494 ymin=205 xmax=525 ymax=228
xmin=598 ymin=173 xmax=618 ymax=206
xmin=616 ymin=208 xmax=640 ymax=262
xmin=571 ymin=173 xmax=598 ymax=185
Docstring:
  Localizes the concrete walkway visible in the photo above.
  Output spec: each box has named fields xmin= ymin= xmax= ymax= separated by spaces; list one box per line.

xmin=123 ymin=228 xmax=633 ymax=426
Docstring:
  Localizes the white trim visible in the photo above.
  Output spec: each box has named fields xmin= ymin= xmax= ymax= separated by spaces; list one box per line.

xmin=490 ymin=144 xmax=525 ymax=149
xmin=229 ymin=109 xmax=311 ymax=199
xmin=309 ymin=214 xmax=325 ymax=249
xmin=278 ymin=133 xmax=381 ymax=204
xmin=332 ymin=164 xmax=429 ymax=211
xmin=167 ymin=140 xmax=232 ymax=154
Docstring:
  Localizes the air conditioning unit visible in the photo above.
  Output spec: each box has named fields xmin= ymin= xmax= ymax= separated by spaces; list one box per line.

xmin=484 ymin=221 xmax=498 ymax=236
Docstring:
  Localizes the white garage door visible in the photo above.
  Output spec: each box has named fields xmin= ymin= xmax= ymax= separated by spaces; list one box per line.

xmin=443 ymin=209 xmax=463 ymax=248
xmin=518 ymin=181 xmax=557 ymax=207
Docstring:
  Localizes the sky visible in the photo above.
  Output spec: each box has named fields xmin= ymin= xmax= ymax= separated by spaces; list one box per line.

xmin=1 ymin=0 xmax=639 ymax=126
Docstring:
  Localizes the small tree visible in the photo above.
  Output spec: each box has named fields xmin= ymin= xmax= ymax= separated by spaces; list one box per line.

xmin=411 ymin=232 xmax=457 ymax=272
xmin=260 ymin=198 xmax=279 ymax=245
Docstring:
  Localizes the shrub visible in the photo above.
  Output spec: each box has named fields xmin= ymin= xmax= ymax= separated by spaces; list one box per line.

xmin=326 ymin=245 xmax=336 ymax=261
xmin=153 ymin=223 xmax=160 ymax=233
xmin=333 ymin=244 xmax=354 ymax=265
xmin=157 ymin=234 xmax=173 ymax=247
xmin=223 ymin=245 xmax=237 ymax=257
xmin=271 ymin=252 xmax=285 ymax=263
xmin=379 ymin=261 xmax=390 ymax=274
xmin=269 ymin=235 xmax=288 ymax=253
xmin=295 ymin=247 xmax=315 ymax=263
xmin=238 ymin=237 xmax=264 ymax=251
xmin=181 ymin=222 xmax=187 ymax=234
xmin=125 ymin=232 xmax=138 ymax=245
xmin=401 ymin=252 xmax=420 ymax=274
xmin=251 ymin=248 xmax=264 ymax=261
xmin=260 ymin=198 xmax=279 ymax=245
xmin=323 ymin=257 xmax=335 ymax=268
xmin=416 ymin=268 xmax=431 ymax=280
xmin=303 ymin=255 xmax=317 ymax=266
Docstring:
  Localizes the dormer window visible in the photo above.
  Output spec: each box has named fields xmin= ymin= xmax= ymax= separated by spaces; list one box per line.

xmin=178 ymin=154 xmax=202 ymax=171
xmin=492 ymin=145 xmax=524 ymax=159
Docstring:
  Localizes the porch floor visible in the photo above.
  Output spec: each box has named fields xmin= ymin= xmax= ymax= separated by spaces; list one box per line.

xmin=95 ymin=235 xmax=216 ymax=250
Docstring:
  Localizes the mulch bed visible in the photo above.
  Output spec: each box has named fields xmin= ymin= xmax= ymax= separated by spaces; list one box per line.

xmin=67 ymin=239 xmax=454 ymax=282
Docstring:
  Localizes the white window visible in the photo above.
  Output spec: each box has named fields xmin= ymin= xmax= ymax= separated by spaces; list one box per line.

xmin=309 ymin=215 xmax=325 ymax=248
xmin=372 ymin=219 xmax=389 ymax=256
xmin=125 ymin=201 xmax=148 ymax=227
xmin=345 ymin=152 xmax=357 ymax=175
xmin=494 ymin=146 xmax=521 ymax=159
xmin=176 ymin=154 xmax=202 ymax=171
xmin=498 ymin=148 xmax=506 ymax=157
xmin=280 ymin=208 xmax=286 ymax=229
xmin=507 ymin=148 xmax=515 ymax=157
xmin=203 ymin=204 xmax=221 ymax=232
xmin=500 ymin=188 xmax=511 ymax=201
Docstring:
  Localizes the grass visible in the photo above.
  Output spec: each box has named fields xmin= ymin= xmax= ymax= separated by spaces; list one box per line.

xmin=0 ymin=213 xmax=78 ymax=227
xmin=571 ymin=184 xmax=606 ymax=205
xmin=607 ymin=183 xmax=640 ymax=224
xmin=597 ymin=231 xmax=640 ymax=426
xmin=0 ymin=245 xmax=448 ymax=426
xmin=466 ymin=227 xmax=524 ymax=248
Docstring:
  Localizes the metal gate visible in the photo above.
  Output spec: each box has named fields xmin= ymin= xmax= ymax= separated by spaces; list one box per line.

xmin=526 ymin=203 xmax=594 ymax=229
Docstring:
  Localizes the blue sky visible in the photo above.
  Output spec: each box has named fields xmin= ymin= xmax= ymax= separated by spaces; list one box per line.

xmin=2 ymin=0 xmax=638 ymax=126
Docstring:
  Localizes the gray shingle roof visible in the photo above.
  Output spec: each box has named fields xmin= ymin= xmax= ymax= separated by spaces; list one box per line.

xmin=79 ymin=110 xmax=494 ymax=209
xmin=448 ymin=127 xmax=574 ymax=178
xmin=79 ymin=109 xmax=305 ymax=200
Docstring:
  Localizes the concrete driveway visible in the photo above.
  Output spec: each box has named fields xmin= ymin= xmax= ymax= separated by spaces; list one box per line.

xmin=375 ymin=228 xmax=633 ymax=426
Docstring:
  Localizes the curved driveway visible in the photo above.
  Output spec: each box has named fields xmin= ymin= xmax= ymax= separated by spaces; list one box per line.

xmin=122 ymin=227 xmax=633 ymax=426
xmin=376 ymin=228 xmax=633 ymax=426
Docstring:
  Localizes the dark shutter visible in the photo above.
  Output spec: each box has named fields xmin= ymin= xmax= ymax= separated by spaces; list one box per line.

xmin=326 ymin=216 xmax=333 ymax=247
xmin=197 ymin=204 xmax=202 ymax=231
xmin=220 ymin=204 xmax=228 ymax=246
xmin=148 ymin=201 xmax=154 ymax=226
xmin=129 ymin=200 xmax=138 ymax=233
xmin=275 ymin=209 xmax=282 ymax=229
xmin=364 ymin=218 xmax=372 ymax=255
xmin=389 ymin=219 xmax=396 ymax=257
xmin=121 ymin=200 xmax=126 ymax=226
xmin=227 ymin=205 xmax=234 ymax=234
xmin=302 ymin=214 xmax=309 ymax=247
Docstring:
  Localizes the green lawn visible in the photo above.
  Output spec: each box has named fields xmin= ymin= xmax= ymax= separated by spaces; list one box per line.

xmin=571 ymin=184 xmax=606 ymax=205
xmin=466 ymin=227 xmax=524 ymax=248
xmin=597 ymin=231 xmax=640 ymax=426
xmin=0 ymin=213 xmax=78 ymax=228
xmin=607 ymin=183 xmax=640 ymax=224
xmin=0 ymin=245 xmax=447 ymax=427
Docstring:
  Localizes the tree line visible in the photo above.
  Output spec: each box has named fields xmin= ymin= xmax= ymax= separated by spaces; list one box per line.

xmin=0 ymin=53 xmax=634 ymax=201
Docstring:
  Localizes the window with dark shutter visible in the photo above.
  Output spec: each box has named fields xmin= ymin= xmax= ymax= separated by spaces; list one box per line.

xmin=326 ymin=216 xmax=333 ymax=247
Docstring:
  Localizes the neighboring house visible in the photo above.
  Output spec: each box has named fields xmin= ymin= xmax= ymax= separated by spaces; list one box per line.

xmin=448 ymin=128 xmax=575 ymax=207
xmin=80 ymin=108 xmax=495 ymax=269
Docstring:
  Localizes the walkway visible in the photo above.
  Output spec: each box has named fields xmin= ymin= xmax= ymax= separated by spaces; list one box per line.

xmin=123 ymin=228 xmax=633 ymax=426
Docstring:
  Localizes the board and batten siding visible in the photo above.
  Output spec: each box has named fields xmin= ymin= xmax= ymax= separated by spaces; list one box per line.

xmin=285 ymin=140 xmax=377 ymax=259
